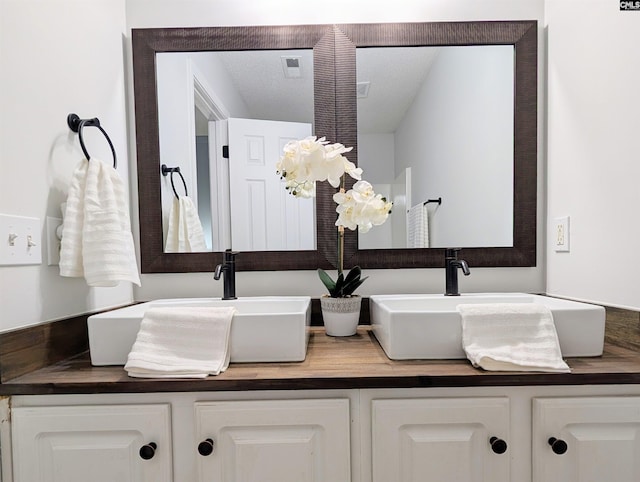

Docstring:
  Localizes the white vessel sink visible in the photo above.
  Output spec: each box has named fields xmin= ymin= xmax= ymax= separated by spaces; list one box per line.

xmin=369 ymin=293 xmax=605 ymax=360
xmin=88 ymin=296 xmax=312 ymax=366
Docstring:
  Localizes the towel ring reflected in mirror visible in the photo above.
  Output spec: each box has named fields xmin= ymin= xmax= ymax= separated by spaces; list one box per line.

xmin=67 ymin=113 xmax=117 ymax=169
xmin=161 ymin=164 xmax=188 ymax=199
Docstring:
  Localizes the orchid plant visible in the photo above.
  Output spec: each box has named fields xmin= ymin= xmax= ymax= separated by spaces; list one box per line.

xmin=277 ymin=137 xmax=392 ymax=298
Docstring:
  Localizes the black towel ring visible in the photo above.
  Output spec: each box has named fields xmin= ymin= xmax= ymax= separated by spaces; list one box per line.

xmin=67 ymin=113 xmax=117 ymax=169
xmin=161 ymin=164 xmax=188 ymax=199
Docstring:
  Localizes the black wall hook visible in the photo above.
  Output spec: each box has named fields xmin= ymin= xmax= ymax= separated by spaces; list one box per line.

xmin=67 ymin=113 xmax=117 ymax=169
xmin=424 ymin=197 xmax=442 ymax=206
xmin=161 ymin=164 xmax=188 ymax=199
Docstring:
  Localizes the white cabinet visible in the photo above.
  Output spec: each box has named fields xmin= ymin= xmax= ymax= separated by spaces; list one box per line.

xmin=11 ymin=404 xmax=172 ymax=482
xmin=10 ymin=388 xmax=640 ymax=482
xmin=194 ymin=399 xmax=351 ymax=482
xmin=533 ymin=396 xmax=640 ymax=482
xmin=371 ymin=397 xmax=510 ymax=482
xmin=9 ymin=395 xmax=352 ymax=482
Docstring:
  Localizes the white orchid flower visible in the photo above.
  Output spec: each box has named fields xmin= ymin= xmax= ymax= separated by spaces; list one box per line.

xmin=333 ymin=181 xmax=392 ymax=233
xmin=278 ymin=137 xmax=393 ymax=288
xmin=278 ymin=137 xmax=364 ymax=194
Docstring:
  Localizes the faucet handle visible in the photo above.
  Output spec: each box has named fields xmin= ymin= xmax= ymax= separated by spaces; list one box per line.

xmin=445 ymin=248 xmax=461 ymax=259
xmin=223 ymin=249 xmax=239 ymax=261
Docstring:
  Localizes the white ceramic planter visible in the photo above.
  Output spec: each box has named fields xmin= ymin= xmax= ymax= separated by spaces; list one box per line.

xmin=320 ymin=296 xmax=362 ymax=337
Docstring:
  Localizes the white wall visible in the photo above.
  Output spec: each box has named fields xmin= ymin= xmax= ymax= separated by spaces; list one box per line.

xmin=358 ymin=133 xmax=395 ymax=249
xmin=358 ymin=133 xmax=395 ymax=184
xmin=127 ymin=0 xmax=546 ymax=301
xmin=395 ymin=46 xmax=514 ymax=248
xmin=0 ymin=0 xmax=133 ymax=331
xmin=545 ymin=0 xmax=640 ymax=310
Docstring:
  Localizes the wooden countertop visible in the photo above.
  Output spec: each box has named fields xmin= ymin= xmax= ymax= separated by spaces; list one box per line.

xmin=3 ymin=320 xmax=640 ymax=395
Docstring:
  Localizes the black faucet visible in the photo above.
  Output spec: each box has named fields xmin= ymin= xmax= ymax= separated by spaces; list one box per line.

xmin=214 ymin=249 xmax=238 ymax=300
xmin=444 ymin=248 xmax=470 ymax=296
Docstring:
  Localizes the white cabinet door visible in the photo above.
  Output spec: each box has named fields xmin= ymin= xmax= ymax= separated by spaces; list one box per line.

xmin=371 ymin=397 xmax=510 ymax=482
xmin=533 ymin=396 xmax=640 ymax=482
xmin=195 ymin=398 xmax=350 ymax=482
xmin=11 ymin=404 xmax=172 ymax=482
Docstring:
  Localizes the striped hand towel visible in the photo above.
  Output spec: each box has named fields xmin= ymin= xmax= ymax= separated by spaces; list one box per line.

xmin=407 ymin=203 xmax=429 ymax=248
xmin=59 ymin=159 xmax=140 ymax=287
xmin=165 ymin=196 xmax=207 ymax=253
xmin=125 ymin=306 xmax=236 ymax=378
xmin=458 ymin=303 xmax=570 ymax=373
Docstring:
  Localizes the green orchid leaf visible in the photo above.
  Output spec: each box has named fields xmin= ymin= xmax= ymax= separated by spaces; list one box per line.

xmin=333 ymin=272 xmax=345 ymax=297
xmin=318 ymin=267 xmax=368 ymax=297
xmin=341 ymin=276 xmax=368 ymax=297
xmin=344 ymin=266 xmax=362 ymax=285
xmin=317 ymin=269 xmax=336 ymax=293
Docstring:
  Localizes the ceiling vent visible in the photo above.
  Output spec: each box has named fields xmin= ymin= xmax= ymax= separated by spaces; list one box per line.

xmin=357 ymin=81 xmax=371 ymax=98
xmin=281 ymin=56 xmax=302 ymax=79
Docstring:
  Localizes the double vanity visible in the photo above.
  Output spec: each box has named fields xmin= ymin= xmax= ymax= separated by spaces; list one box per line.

xmin=6 ymin=294 xmax=640 ymax=482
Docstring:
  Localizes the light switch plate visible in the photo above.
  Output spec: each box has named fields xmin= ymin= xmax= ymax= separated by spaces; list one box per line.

xmin=0 ymin=214 xmax=42 ymax=265
xmin=554 ymin=216 xmax=570 ymax=252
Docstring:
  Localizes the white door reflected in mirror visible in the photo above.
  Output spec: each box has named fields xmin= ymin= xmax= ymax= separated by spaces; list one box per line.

xmin=228 ymin=118 xmax=315 ymax=251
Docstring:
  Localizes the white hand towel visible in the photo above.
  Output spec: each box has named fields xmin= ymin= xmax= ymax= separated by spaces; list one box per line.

xmin=59 ymin=159 xmax=141 ymax=287
xmin=407 ymin=203 xmax=429 ymax=248
xmin=459 ymin=303 xmax=570 ymax=373
xmin=125 ymin=306 xmax=235 ymax=378
xmin=165 ymin=196 xmax=207 ymax=253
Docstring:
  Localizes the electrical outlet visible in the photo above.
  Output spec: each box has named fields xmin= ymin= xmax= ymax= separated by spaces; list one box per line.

xmin=554 ymin=216 xmax=570 ymax=252
xmin=0 ymin=214 xmax=42 ymax=265
xmin=46 ymin=216 xmax=63 ymax=266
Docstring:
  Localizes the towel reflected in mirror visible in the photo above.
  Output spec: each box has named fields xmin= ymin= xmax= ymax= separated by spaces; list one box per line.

xmin=165 ymin=196 xmax=207 ymax=253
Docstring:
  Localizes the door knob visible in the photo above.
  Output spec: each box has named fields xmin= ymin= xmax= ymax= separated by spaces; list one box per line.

xmin=489 ymin=436 xmax=508 ymax=454
xmin=139 ymin=442 xmax=157 ymax=460
xmin=548 ymin=437 xmax=568 ymax=455
xmin=198 ymin=438 xmax=215 ymax=456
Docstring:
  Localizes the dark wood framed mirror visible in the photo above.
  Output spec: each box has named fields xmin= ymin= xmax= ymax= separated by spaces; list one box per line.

xmin=133 ymin=25 xmax=345 ymax=272
xmin=132 ymin=21 xmax=537 ymax=273
xmin=336 ymin=21 xmax=537 ymax=269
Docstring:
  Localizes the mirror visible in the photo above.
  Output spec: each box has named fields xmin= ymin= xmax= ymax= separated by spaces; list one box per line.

xmin=334 ymin=22 xmax=537 ymax=269
xmin=156 ymin=49 xmax=315 ymax=253
xmin=133 ymin=25 xmax=341 ymax=272
xmin=356 ymin=45 xmax=514 ymax=250
xmin=132 ymin=21 xmax=537 ymax=273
